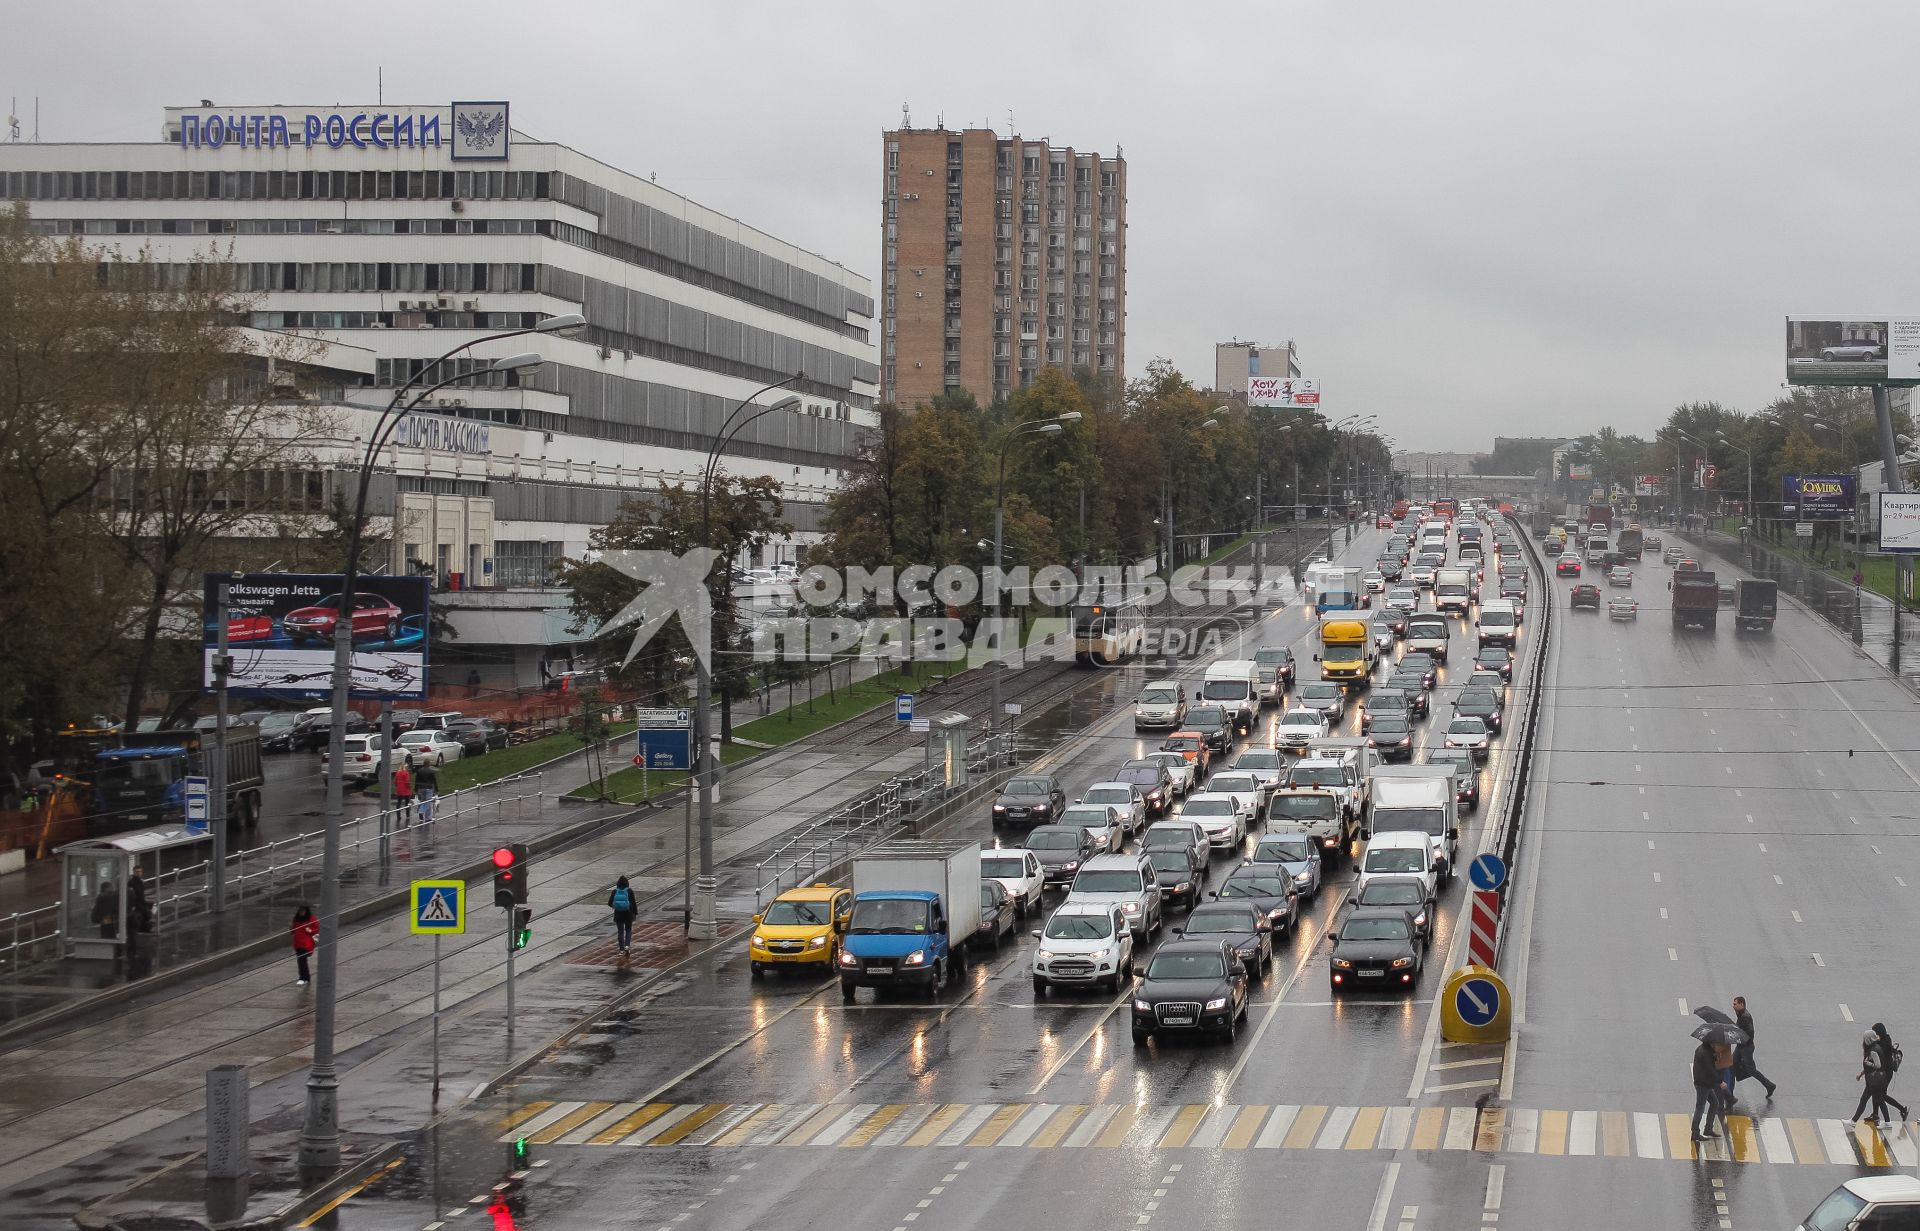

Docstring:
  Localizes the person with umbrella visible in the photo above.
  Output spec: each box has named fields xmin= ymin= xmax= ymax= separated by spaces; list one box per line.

xmin=1690 ymin=1037 xmax=1723 ymax=1142
xmin=1691 ymin=1008 xmax=1748 ymax=1133
xmin=1733 ymin=996 xmax=1776 ymax=1100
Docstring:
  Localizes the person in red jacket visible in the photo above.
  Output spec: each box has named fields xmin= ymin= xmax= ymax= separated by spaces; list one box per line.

xmin=291 ymin=904 xmax=318 ymax=986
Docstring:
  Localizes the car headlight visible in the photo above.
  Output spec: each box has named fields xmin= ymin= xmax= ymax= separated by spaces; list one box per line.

xmin=1205 ymin=997 xmax=1230 ymax=1010
xmin=902 ymin=950 xmax=927 ymax=967
xmin=1134 ymin=999 xmax=1152 ymax=1012
xmin=1236 ymin=944 xmax=1258 ymax=957
xmin=752 ymin=933 xmax=769 ymax=947
xmin=1414 ymin=913 xmax=1428 ymax=928
xmin=838 ymin=950 xmax=858 ymax=966
xmin=1036 ymin=948 xmax=1056 ymax=960
xmin=1391 ymin=957 xmax=1414 ymax=969
xmin=1063 ymin=860 xmax=1080 ymax=872
xmin=1121 ymin=902 xmax=1142 ymax=914
xmin=993 ymin=804 xmax=1006 ymax=813
xmin=1269 ymin=905 xmax=1290 ymax=920
xmin=809 ymin=935 xmax=829 ymax=948
xmin=1088 ymin=948 xmax=1110 ymax=961
xmin=1332 ymin=958 xmax=1353 ymax=969
xmin=1294 ymin=872 xmax=1311 ymax=885
xmin=1034 ymin=803 xmax=1051 ymax=813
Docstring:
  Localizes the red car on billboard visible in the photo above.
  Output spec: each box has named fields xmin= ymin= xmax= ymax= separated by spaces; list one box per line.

xmin=283 ymin=593 xmax=405 ymax=645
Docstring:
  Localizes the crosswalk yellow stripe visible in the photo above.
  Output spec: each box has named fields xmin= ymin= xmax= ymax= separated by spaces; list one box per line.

xmin=1158 ymin=1105 xmax=1209 ymax=1149
xmin=903 ymin=1104 xmax=968 ymax=1148
xmin=1476 ymin=1108 xmax=1506 ymax=1153
xmin=1092 ymin=1105 xmax=1144 ymax=1148
xmin=1537 ymin=1109 xmax=1568 ymax=1156
xmin=1601 ymin=1110 xmax=1630 ymax=1157
xmin=1664 ymin=1113 xmax=1694 ymax=1159
xmin=497 ymin=1101 xmax=555 ymax=1133
xmin=968 ymin=1103 xmax=1030 ymax=1147
xmin=590 ymin=1103 xmax=673 ymax=1145
xmin=713 ymin=1105 xmax=788 ymax=1147
xmin=781 ymin=1104 xmax=850 ymax=1147
xmin=1854 ymin=1122 xmax=1890 ymax=1167
xmin=1223 ymin=1106 xmax=1268 ymax=1150
xmin=1786 ymin=1117 xmax=1823 ymax=1163
xmin=528 ymin=1102 xmax=613 ymax=1146
xmin=1282 ymin=1105 xmax=1328 ymax=1149
xmin=1345 ymin=1106 xmax=1385 ymax=1150
xmin=649 ymin=1104 xmax=728 ymax=1146
xmin=1029 ymin=1105 xmax=1087 ymax=1149
xmin=841 ymin=1104 xmax=909 ymax=1148
xmin=1728 ymin=1116 xmax=1758 ymax=1163
xmin=1411 ymin=1106 xmax=1445 ymax=1150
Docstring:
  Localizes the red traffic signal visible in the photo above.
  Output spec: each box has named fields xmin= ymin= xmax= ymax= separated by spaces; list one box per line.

xmin=492 ymin=846 xmax=519 ymax=869
xmin=493 ymin=843 xmax=529 ymax=908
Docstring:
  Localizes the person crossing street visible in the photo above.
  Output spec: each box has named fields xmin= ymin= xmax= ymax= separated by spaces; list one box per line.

xmin=1690 ymin=1039 xmax=1721 ymax=1142
xmin=1732 ymin=996 xmax=1776 ymax=1100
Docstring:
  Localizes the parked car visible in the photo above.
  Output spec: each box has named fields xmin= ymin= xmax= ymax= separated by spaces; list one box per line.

xmin=257 ymin=711 xmax=300 ymax=752
xmin=321 ymin=733 xmax=407 ymax=785
xmin=291 ymin=705 xmax=367 ymax=751
xmin=397 ymin=729 xmax=464 ymax=767
xmin=444 ymin=718 xmax=511 ymax=757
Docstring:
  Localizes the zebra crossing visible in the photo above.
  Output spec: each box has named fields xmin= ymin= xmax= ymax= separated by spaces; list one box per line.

xmin=496 ymin=1098 xmax=1918 ymax=1165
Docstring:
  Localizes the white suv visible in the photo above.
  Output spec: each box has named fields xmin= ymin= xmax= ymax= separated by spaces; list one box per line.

xmin=1032 ymin=901 xmax=1135 ymax=994
xmin=981 ymin=848 xmax=1047 ymax=920
xmin=1066 ymin=852 xmax=1164 ymax=939
xmin=322 ymin=734 xmax=405 ymax=785
xmin=1179 ymin=791 xmax=1255 ymax=850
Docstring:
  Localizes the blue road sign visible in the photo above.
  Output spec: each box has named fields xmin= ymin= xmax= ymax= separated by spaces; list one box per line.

xmin=410 ymin=879 xmax=466 ymax=934
xmin=183 ymin=775 xmax=210 ymax=835
xmin=636 ymin=727 xmax=692 ymax=770
xmin=1455 ymin=977 xmax=1502 ymax=1028
xmin=896 ymin=693 xmax=914 ymax=723
xmin=1468 ymin=852 xmax=1508 ymax=893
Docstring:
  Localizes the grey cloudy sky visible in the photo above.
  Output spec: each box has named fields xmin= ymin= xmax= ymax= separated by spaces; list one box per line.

xmin=6 ymin=1 xmax=1914 ymax=449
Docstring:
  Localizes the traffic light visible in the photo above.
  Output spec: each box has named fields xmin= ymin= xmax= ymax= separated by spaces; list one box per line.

xmin=511 ymin=904 xmax=534 ymax=950
xmin=492 ymin=843 xmax=529 ymax=909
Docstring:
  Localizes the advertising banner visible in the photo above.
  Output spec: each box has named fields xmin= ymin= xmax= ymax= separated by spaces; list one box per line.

xmin=1567 ymin=463 xmax=1592 ymax=481
xmin=1879 ymin=491 xmax=1920 ymax=554
xmin=1782 ymin=474 xmax=1855 ymax=518
xmin=1246 ymin=376 xmax=1319 ymax=408
xmin=1634 ymin=474 xmax=1669 ymax=496
xmin=1785 ymin=318 xmax=1920 ymax=386
xmin=202 ymin=573 xmax=431 ymax=699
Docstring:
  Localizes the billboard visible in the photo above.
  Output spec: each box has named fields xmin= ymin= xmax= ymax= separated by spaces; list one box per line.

xmin=1782 ymin=474 xmax=1855 ymax=518
xmin=1634 ymin=474 xmax=1669 ymax=496
xmin=202 ymin=573 xmax=431 ymax=700
xmin=1784 ymin=318 xmax=1920 ymax=386
xmin=1567 ymin=463 xmax=1592 ymax=481
xmin=1880 ymin=491 xmax=1920 ymax=554
xmin=1247 ymin=376 xmax=1319 ymax=408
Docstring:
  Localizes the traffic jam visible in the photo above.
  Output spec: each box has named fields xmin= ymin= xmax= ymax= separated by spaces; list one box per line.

xmin=748 ymin=498 xmax=1537 ymax=1047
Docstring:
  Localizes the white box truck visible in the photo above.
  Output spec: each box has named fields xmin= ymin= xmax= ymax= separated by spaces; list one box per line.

xmin=841 ymin=840 xmax=983 ymax=1000
xmin=1366 ymin=768 xmax=1460 ymax=883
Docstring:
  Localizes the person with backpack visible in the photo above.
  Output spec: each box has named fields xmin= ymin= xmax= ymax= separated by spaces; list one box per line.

xmin=607 ymin=876 xmax=637 ymax=954
xmin=1853 ymin=1024 xmax=1911 ymax=1127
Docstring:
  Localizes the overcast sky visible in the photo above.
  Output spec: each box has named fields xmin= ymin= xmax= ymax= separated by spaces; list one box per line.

xmin=6 ymin=1 xmax=1915 ymax=449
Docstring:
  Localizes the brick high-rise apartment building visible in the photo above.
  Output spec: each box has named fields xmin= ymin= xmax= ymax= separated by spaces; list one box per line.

xmin=880 ymin=126 xmax=1126 ymax=407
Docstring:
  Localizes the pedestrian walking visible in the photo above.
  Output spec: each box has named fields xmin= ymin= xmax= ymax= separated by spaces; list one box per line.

xmin=412 ymin=758 xmax=438 ymax=824
xmin=1691 ymin=1039 xmax=1722 ymax=1141
xmin=607 ymin=876 xmax=637 ymax=954
xmin=392 ymin=760 xmax=414 ymax=822
xmin=1854 ymin=1024 xmax=1911 ymax=1127
xmin=1711 ymin=1038 xmax=1737 ymax=1124
xmin=1732 ymin=996 xmax=1776 ymax=1099
xmin=291 ymin=904 xmax=318 ymax=986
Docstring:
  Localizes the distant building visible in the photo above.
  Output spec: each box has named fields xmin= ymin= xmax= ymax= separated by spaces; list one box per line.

xmin=1213 ymin=340 xmax=1300 ymax=395
xmin=880 ymin=124 xmax=1126 ymax=407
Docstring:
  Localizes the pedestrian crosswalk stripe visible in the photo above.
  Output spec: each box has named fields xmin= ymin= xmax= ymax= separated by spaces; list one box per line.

xmin=490 ymin=1100 xmax=1920 ymax=1164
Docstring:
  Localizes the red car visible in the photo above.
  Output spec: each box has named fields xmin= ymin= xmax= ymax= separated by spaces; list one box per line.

xmin=223 ymin=612 xmax=277 ymax=642
xmin=283 ymin=593 xmax=405 ymax=645
xmin=1555 ymin=557 xmax=1582 ymax=577
xmin=1376 ymin=515 xmax=1393 ymax=529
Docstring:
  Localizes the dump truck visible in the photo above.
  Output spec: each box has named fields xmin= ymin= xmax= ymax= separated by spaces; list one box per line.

xmin=92 ymin=725 xmax=263 ymax=835
xmin=1671 ymin=571 xmax=1720 ymax=633
xmin=1734 ymin=578 xmax=1778 ymax=633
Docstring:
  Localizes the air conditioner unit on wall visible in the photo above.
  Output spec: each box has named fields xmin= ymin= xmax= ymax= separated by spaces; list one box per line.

xmin=462 ymin=300 xmax=478 ymax=311
xmin=435 ymin=296 xmax=451 ymax=309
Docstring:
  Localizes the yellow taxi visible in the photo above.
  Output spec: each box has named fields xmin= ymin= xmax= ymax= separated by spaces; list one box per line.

xmin=748 ymin=883 xmax=851 ymax=976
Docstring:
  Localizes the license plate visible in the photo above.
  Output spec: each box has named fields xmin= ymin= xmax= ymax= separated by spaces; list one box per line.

xmin=1163 ymin=1014 xmax=1194 ymax=1026
xmin=1357 ymin=969 xmax=1384 ymax=978
xmin=1006 ymin=809 xmax=1029 ymax=817
xmin=771 ymin=953 xmax=800 ymax=961
xmin=866 ymin=963 xmax=894 ymax=974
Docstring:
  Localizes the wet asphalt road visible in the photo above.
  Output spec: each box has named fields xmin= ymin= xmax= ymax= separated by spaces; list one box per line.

xmin=309 ymin=529 xmax=1920 ymax=1231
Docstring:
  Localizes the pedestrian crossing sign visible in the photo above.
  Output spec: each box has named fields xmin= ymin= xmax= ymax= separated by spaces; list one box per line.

xmin=410 ymin=879 xmax=467 ymax=934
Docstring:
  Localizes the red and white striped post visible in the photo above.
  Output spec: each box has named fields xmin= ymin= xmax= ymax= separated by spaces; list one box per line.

xmin=1466 ymin=888 xmax=1501 ymax=968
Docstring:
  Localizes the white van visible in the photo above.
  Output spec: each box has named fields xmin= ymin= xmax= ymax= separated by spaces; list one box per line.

xmin=1433 ymin=569 xmax=1472 ymax=615
xmin=1356 ymin=831 xmax=1439 ymax=903
xmin=1476 ymin=599 xmax=1518 ymax=646
xmin=1404 ymin=613 xmax=1450 ymax=662
xmin=1201 ymin=660 xmax=1260 ymax=736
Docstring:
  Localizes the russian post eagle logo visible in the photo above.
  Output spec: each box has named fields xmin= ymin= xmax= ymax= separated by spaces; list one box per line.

xmin=455 ymin=108 xmax=506 ymax=152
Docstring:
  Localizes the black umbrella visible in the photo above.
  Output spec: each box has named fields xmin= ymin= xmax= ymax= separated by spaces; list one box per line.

xmin=1693 ymin=1022 xmax=1750 ymax=1046
xmin=1694 ymin=1005 xmax=1736 ymax=1026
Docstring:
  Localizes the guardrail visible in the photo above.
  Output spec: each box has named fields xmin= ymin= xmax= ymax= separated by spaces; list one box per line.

xmin=0 ymin=774 xmax=546 ymax=971
xmin=1488 ymin=515 xmax=1555 ymax=964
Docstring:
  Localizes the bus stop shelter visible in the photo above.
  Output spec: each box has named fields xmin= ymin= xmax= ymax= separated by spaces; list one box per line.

xmin=59 ymin=828 xmax=210 ymax=959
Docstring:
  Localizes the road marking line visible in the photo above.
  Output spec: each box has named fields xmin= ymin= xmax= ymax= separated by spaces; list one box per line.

xmin=1255 ymin=1105 xmax=1302 ymax=1149
xmin=1602 ymin=1110 xmax=1631 ymax=1156
xmin=1432 ymin=1056 xmax=1503 ymax=1070
xmin=1729 ymin=1116 xmax=1760 ymax=1163
xmin=497 ymin=1101 xmax=556 ymax=1133
xmin=1223 ymin=1105 xmax=1271 ymax=1150
xmin=966 ymin=1103 xmax=1030 ymax=1147
xmin=1484 ymin=1161 xmax=1505 ymax=1209
xmin=1820 ymin=1119 xmax=1862 ymax=1165
xmin=1665 ymin=1114 xmax=1695 ymax=1159
xmin=1660 ymin=908 xmax=1669 ymax=920
xmin=1786 ymin=1117 xmax=1824 ymax=1163
xmin=1190 ymin=1104 xmax=1244 ymax=1150
xmin=1872 ymin=845 xmax=1882 ymax=855
xmin=649 ymin=1104 xmax=730 ymax=1147
xmin=712 ymin=1104 xmax=789 ymax=1147
xmin=1653 ymin=873 xmax=1662 ymax=883
xmin=529 ymin=1101 xmax=615 ymax=1146
xmin=560 ymin=1102 xmax=647 ymax=1146
xmin=1157 ymin=1104 xmax=1210 ymax=1149
xmin=1427 ymin=1078 xmax=1500 ymax=1093
xmin=1054 ymin=1105 xmax=1108 ymax=1148
xmin=1445 ymin=1106 xmax=1479 ymax=1149
xmin=1773 ymin=875 xmax=1784 ymax=885
xmin=1090 ymin=1105 xmax=1143 ymax=1148
xmin=1745 ymin=814 xmax=1754 ymax=824
xmin=502 ymin=1102 xmax=585 ymax=1142
xmin=1792 ymin=911 xmax=1802 ymax=922
xmin=1632 ymin=1112 xmax=1664 ymax=1158
xmin=1379 ymin=1106 xmax=1414 ymax=1151
xmin=1411 ymin=1107 xmax=1446 ymax=1150
xmin=1758 ymin=843 xmax=1768 ymax=853
xmin=934 ymin=1104 xmax=997 ymax=1147
xmin=1899 ymin=877 xmax=1909 ymax=888
xmin=1812 ymin=953 xmax=1825 ymax=967
xmin=1568 ymin=1110 xmax=1596 ymax=1156
xmin=1506 ymin=1108 xmax=1540 ymax=1154
xmin=1890 ymin=1133 xmax=1920 ymax=1168
xmin=841 ymin=1105 xmax=910 ymax=1148
xmin=1678 ymin=998 xmax=1690 ymax=1016
xmin=1364 ymin=1163 xmax=1402 ymax=1231
xmin=1757 ymin=1117 xmax=1794 ymax=1164
xmin=1840 ymin=1004 xmax=1854 ymax=1022
xmin=1669 ymin=948 xmax=1678 ymax=962
xmin=902 ymin=1104 xmax=967 ymax=1148
xmin=1284 ymin=1105 xmax=1330 ymax=1149
xmin=1316 ymin=1105 xmax=1361 ymax=1149
xmin=1475 ymin=1108 xmax=1507 ymax=1152
xmin=746 ymin=1104 xmax=821 ymax=1146
xmin=995 ymin=1104 xmax=1057 ymax=1149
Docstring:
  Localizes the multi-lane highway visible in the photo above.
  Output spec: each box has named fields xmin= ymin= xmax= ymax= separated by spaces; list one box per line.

xmin=305 ymin=515 xmax=1920 ymax=1231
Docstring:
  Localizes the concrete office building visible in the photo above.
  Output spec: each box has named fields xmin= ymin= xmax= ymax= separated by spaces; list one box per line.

xmin=1213 ymin=339 xmax=1301 ymax=396
xmin=879 ymin=124 xmax=1125 ymax=407
xmin=2 ymin=101 xmax=878 ymax=687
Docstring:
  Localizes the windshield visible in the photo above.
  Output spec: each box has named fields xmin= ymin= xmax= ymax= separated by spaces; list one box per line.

xmin=763 ymin=899 xmax=834 ymax=926
xmin=1479 ymin=649 xmax=1511 ymax=664
xmin=1147 ymin=952 xmax=1227 ymax=981
xmin=1257 ymin=839 xmax=1313 ymax=862
xmin=1269 ymin=794 xmax=1336 ymax=819
xmin=1141 ymin=828 xmax=1192 ymax=849
xmin=981 ymin=856 xmax=1027 ymax=879
xmin=1372 ymin=806 xmax=1443 ymax=834
xmin=1343 ymin=916 xmax=1412 ymax=942
xmin=1163 ymin=737 xmax=1202 ymax=751
xmin=846 ymin=899 xmax=930 ymax=933
xmin=1253 ymin=649 xmax=1290 ymax=665
xmin=1182 ymin=909 xmax=1250 ymax=934
xmin=1361 ymin=883 xmax=1424 ymax=908
xmin=1148 ymin=851 xmax=1192 ymax=874
xmin=1289 ymin=767 xmax=1343 ymax=787
xmin=1237 ymin=752 xmax=1281 ymax=770
xmin=1072 ymin=870 xmax=1143 ymax=893
xmin=1187 ymin=707 xmax=1228 ymax=725
xmin=1800 ymin=1189 xmax=1868 ymax=1231
xmin=1182 ymin=799 xmax=1231 ymax=816
xmin=1449 ymin=719 xmax=1488 ymax=735
xmin=1202 ymin=680 xmax=1249 ymax=700
xmin=1371 ymin=718 xmax=1412 ymax=735
xmin=1409 ymin=620 xmax=1447 ymax=637
xmin=1300 ymin=685 xmax=1338 ymax=700
xmin=1044 ymin=912 xmax=1113 ymax=940
xmin=259 ymin=714 xmax=296 ymax=732
xmin=1026 ymin=829 xmax=1081 ymax=850
xmin=1084 ymin=788 xmax=1130 ymax=805
xmin=1366 ymin=848 xmax=1426 ymax=874
xmin=1220 ymin=875 xmax=1289 ymax=898
xmin=1061 ymin=810 xmax=1113 ymax=829
xmin=1003 ymin=778 xmax=1051 ymax=796
xmin=1480 ymin=612 xmax=1514 ymax=626
xmin=1280 ymin=713 xmax=1320 ymax=729
xmin=979 ymin=885 xmax=1001 ymax=908
xmin=1139 ymin=687 xmax=1179 ymax=705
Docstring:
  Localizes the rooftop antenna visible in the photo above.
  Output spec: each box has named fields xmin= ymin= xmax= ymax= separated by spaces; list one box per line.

xmin=901 ymin=101 xmax=910 ymax=130
xmin=1008 ymin=108 xmax=1015 ymax=134
xmin=378 ymin=66 xmax=383 ymax=105
xmin=6 ymin=99 xmax=18 ymax=143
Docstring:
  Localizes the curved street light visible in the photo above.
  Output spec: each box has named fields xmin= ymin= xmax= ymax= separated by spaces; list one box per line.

xmin=991 ymin=412 xmax=1083 ymax=737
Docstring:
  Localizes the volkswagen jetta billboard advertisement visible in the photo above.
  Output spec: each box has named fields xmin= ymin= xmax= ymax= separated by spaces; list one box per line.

xmin=202 ymin=573 xmax=431 ymax=699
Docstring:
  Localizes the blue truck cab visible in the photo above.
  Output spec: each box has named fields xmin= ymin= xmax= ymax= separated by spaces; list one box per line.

xmin=837 ymin=840 xmax=983 ymax=1002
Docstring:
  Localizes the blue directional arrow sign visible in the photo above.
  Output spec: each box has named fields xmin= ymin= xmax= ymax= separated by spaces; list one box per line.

xmin=1468 ymin=852 xmax=1508 ymax=893
xmin=1455 ymin=976 xmax=1502 ymax=1028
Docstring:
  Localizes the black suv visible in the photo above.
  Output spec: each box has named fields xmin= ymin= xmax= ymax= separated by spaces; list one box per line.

xmin=1182 ymin=705 xmax=1235 ymax=754
xmin=445 ymin=717 xmax=511 ymax=756
xmin=1130 ymin=939 xmax=1251 ymax=1045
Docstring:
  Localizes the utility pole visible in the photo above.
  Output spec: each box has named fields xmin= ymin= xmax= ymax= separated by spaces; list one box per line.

xmin=1872 ymin=385 xmax=1907 ymax=672
xmin=210 ymin=579 xmax=231 ymax=913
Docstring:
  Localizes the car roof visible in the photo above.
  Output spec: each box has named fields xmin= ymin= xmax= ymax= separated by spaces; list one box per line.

xmin=1358 ymin=876 xmax=1426 ymax=894
xmin=1344 ymin=906 xmax=1418 ymax=924
xmin=1049 ymin=900 xmax=1120 ymax=917
xmin=1080 ymin=853 xmax=1146 ymax=870
xmin=776 ymin=884 xmax=845 ymax=902
xmin=1084 ymin=780 xmax=1134 ymax=791
xmin=1367 ymin=830 xmax=1433 ymax=848
xmin=1841 ymin=1176 xmax=1920 ymax=1202
xmin=1142 ymin=678 xmax=1180 ymax=689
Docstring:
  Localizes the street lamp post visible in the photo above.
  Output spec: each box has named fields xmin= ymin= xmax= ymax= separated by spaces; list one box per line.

xmin=298 ymin=313 xmax=581 ymax=1176
xmin=688 ymin=375 xmax=806 ymax=940
xmin=1162 ymin=414 xmax=1221 ymax=579
xmin=1714 ymin=433 xmax=1753 ymax=534
xmin=992 ymin=412 xmax=1082 ymax=740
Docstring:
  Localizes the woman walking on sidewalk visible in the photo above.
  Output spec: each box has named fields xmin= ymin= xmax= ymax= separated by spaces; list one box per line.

xmin=608 ymin=876 xmax=637 ymax=954
xmin=291 ymin=904 xmax=318 ymax=987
